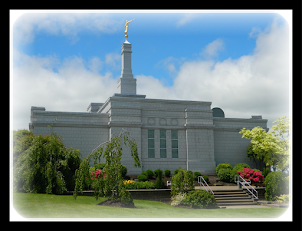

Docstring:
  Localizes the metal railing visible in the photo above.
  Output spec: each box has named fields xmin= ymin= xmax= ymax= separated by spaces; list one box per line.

xmin=198 ymin=176 xmax=214 ymax=195
xmin=234 ymin=175 xmax=258 ymax=201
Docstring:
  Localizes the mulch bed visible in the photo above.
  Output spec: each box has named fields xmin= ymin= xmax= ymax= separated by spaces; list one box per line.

xmin=128 ymin=174 xmax=238 ymax=187
xmin=97 ymin=199 xmax=136 ymax=208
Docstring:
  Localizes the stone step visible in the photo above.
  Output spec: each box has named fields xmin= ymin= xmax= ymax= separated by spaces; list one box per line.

xmin=215 ymin=198 xmax=254 ymax=202
xmin=215 ymin=196 xmax=251 ymax=201
xmin=217 ymin=201 xmax=258 ymax=206
xmin=212 ymin=188 xmax=257 ymax=206
xmin=213 ymin=190 xmax=246 ymax=194
xmin=214 ymin=194 xmax=249 ymax=198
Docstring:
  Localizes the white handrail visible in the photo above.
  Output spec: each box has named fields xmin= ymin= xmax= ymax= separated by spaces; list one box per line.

xmin=235 ymin=175 xmax=258 ymax=200
xmin=198 ymin=176 xmax=214 ymax=195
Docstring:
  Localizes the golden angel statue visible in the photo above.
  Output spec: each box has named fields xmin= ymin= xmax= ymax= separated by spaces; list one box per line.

xmin=124 ymin=18 xmax=136 ymax=39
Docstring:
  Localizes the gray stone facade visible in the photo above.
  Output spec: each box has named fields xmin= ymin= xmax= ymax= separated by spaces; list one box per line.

xmin=29 ymin=40 xmax=268 ymax=175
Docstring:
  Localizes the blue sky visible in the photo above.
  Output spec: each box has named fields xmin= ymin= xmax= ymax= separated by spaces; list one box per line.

xmin=11 ymin=10 xmax=291 ymax=131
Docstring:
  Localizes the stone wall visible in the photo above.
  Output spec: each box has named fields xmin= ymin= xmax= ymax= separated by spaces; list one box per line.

xmin=29 ymin=97 xmax=268 ymax=175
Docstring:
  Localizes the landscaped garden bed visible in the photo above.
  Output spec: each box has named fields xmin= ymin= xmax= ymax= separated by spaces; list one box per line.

xmin=97 ymin=198 xmax=136 ymax=208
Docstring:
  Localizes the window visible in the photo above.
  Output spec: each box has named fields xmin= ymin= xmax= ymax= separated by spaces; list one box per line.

xmin=171 ymin=130 xmax=178 ymax=158
xmin=160 ymin=130 xmax=166 ymax=158
xmin=148 ymin=130 xmax=155 ymax=158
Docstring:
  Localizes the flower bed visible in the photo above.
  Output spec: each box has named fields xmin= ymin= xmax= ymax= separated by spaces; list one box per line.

xmin=123 ymin=180 xmax=155 ymax=189
xmin=237 ymin=168 xmax=264 ymax=185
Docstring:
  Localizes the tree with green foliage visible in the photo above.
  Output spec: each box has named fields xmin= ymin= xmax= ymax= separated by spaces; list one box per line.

xmin=73 ymin=130 xmax=141 ymax=204
xmin=13 ymin=130 xmax=35 ymax=164
xmin=171 ymin=167 xmax=194 ymax=196
xmin=240 ymin=116 xmax=290 ymax=172
xmin=14 ymin=132 xmax=81 ymax=194
xmin=264 ymin=171 xmax=289 ymax=201
xmin=155 ymin=169 xmax=165 ymax=189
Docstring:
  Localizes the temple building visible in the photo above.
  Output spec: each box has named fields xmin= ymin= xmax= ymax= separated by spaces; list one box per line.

xmin=29 ymin=39 xmax=267 ymax=175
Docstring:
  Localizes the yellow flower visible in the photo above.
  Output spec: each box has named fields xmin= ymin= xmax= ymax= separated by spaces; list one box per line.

xmin=124 ymin=180 xmax=135 ymax=185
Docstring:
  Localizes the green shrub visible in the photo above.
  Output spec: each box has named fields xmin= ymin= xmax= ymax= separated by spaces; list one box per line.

xmin=275 ymin=194 xmax=289 ymax=203
xmin=193 ymin=172 xmax=202 ymax=181
xmin=154 ymin=169 xmax=163 ymax=178
xmin=120 ymin=165 xmax=127 ymax=179
xmin=94 ymin=162 xmax=106 ymax=170
xmin=262 ymin=167 xmax=270 ymax=178
xmin=181 ymin=190 xmax=217 ymax=209
xmin=145 ymin=169 xmax=154 ymax=179
xmin=230 ymin=163 xmax=250 ymax=183
xmin=171 ymin=167 xmax=194 ymax=196
xmin=217 ymin=168 xmax=232 ymax=183
xmin=202 ymin=175 xmax=209 ymax=183
xmin=14 ymin=133 xmax=81 ymax=193
xmin=137 ymin=172 xmax=148 ymax=182
xmin=174 ymin=168 xmax=179 ymax=175
xmin=155 ymin=170 xmax=165 ymax=189
xmin=216 ymin=163 xmax=233 ymax=175
xmin=164 ymin=169 xmax=171 ymax=177
xmin=123 ymin=180 xmax=155 ymax=189
xmin=264 ymin=171 xmax=289 ymax=201
xmin=119 ymin=186 xmax=134 ymax=207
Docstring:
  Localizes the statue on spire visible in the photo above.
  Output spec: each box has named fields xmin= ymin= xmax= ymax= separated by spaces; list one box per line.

xmin=124 ymin=18 xmax=136 ymax=40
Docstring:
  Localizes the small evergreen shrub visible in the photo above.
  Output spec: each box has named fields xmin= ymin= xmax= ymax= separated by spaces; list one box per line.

xmin=217 ymin=168 xmax=232 ymax=183
xmin=230 ymin=163 xmax=250 ymax=183
xmin=154 ymin=169 xmax=163 ymax=178
xmin=174 ymin=168 xmax=179 ymax=175
xmin=264 ymin=171 xmax=289 ymax=201
xmin=216 ymin=163 xmax=233 ymax=175
xmin=164 ymin=169 xmax=171 ymax=177
xmin=181 ymin=190 xmax=217 ymax=209
xmin=145 ymin=169 xmax=154 ymax=179
xmin=94 ymin=162 xmax=106 ymax=170
xmin=193 ymin=172 xmax=202 ymax=181
xmin=137 ymin=172 xmax=148 ymax=182
xmin=155 ymin=170 xmax=165 ymax=189
xmin=202 ymin=175 xmax=209 ymax=184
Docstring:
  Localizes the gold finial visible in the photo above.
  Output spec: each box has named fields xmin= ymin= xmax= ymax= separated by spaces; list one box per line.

xmin=124 ymin=18 xmax=136 ymax=40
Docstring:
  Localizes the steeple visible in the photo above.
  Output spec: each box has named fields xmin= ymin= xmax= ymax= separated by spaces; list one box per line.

xmin=114 ymin=19 xmax=145 ymax=98
xmin=116 ymin=41 xmax=137 ymax=95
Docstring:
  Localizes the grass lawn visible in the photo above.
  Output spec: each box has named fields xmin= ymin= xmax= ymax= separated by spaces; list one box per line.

xmin=13 ymin=193 xmax=288 ymax=220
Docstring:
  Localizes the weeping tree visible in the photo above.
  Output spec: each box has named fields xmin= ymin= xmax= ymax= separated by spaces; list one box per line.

xmin=73 ymin=129 xmax=141 ymax=205
xmin=14 ymin=132 xmax=81 ymax=194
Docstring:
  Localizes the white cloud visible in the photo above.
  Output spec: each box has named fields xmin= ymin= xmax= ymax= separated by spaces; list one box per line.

xmin=105 ymin=53 xmax=121 ymax=70
xmin=136 ymin=75 xmax=177 ymax=100
xmin=201 ymin=38 xmax=224 ymax=57
xmin=139 ymin=20 xmax=289 ymax=129
xmin=13 ymin=13 xmax=123 ymax=45
xmin=88 ymin=57 xmax=103 ymax=74
xmin=12 ymin=20 xmax=290 ymax=131
xmin=173 ymin=20 xmax=290 ymax=128
xmin=176 ymin=14 xmax=199 ymax=27
xmin=12 ymin=52 xmax=117 ymax=130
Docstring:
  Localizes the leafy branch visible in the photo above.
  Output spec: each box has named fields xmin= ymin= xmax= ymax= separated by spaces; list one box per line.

xmin=73 ymin=129 xmax=140 ymax=201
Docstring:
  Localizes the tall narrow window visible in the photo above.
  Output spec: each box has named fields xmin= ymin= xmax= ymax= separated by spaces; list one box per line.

xmin=171 ymin=130 xmax=178 ymax=158
xmin=148 ymin=130 xmax=155 ymax=158
xmin=160 ymin=130 xmax=166 ymax=158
